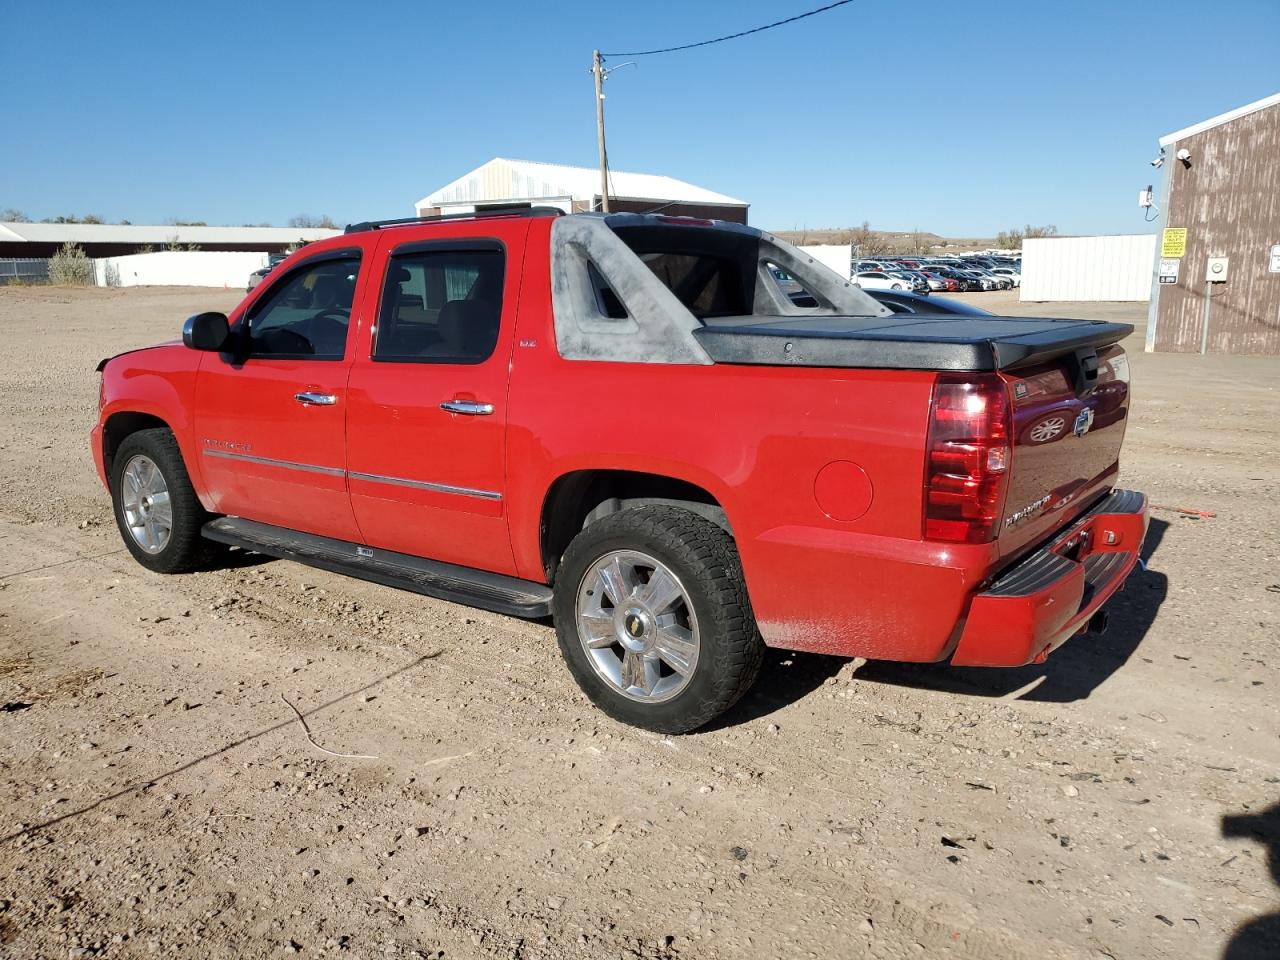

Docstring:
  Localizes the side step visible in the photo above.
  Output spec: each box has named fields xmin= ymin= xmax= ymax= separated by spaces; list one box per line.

xmin=201 ymin=517 xmax=553 ymax=618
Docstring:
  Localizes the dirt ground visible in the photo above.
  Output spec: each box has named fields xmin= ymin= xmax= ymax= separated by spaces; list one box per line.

xmin=1 ymin=285 xmax=1277 ymax=960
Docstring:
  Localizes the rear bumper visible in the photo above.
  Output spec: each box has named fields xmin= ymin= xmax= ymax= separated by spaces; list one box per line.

xmin=950 ymin=489 xmax=1149 ymax=667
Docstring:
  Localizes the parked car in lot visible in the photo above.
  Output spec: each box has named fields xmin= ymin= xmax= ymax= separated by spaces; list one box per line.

xmin=93 ymin=208 xmax=1146 ymax=733
xmin=245 ymin=266 xmax=271 ymax=293
xmin=887 ymin=270 xmax=931 ymax=294
xmin=245 ymin=253 xmax=288 ymax=293
xmin=973 ymin=268 xmax=1012 ymax=290
xmin=855 ymin=270 xmax=912 ymax=290
xmin=955 ymin=268 xmax=1000 ymax=291
xmin=925 ymin=266 xmax=980 ymax=291
xmin=990 ymin=266 xmax=1021 ymax=287
xmin=921 ymin=271 xmax=959 ymax=292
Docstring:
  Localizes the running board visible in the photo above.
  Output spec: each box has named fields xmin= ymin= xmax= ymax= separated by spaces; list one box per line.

xmin=201 ymin=517 xmax=552 ymax=618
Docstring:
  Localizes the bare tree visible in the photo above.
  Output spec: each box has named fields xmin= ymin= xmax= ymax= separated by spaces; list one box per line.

xmin=42 ymin=215 xmax=103 ymax=224
xmin=288 ymin=214 xmax=338 ymax=229
xmin=995 ymin=224 xmax=1058 ymax=250
xmin=2 ymin=208 xmax=31 ymax=222
xmin=840 ymin=221 xmax=890 ymax=257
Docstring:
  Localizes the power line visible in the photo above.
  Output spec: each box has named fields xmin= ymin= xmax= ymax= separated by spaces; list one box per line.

xmin=602 ymin=0 xmax=855 ymax=58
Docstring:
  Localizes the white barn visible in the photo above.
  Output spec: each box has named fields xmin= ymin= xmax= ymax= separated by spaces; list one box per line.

xmin=416 ymin=158 xmax=749 ymax=224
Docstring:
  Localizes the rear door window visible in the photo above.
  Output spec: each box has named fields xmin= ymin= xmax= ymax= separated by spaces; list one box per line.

xmin=374 ymin=244 xmax=506 ymax=364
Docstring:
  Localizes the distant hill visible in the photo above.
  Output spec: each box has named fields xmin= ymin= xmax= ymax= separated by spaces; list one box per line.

xmin=773 ymin=226 xmax=1001 ymax=255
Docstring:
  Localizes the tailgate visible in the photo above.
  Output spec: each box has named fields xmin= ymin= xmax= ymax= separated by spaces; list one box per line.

xmin=996 ymin=345 xmax=1130 ymax=558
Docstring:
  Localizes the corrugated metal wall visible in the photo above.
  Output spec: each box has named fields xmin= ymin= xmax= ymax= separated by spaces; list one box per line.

xmin=1152 ymin=101 xmax=1280 ymax=354
xmin=1020 ymin=235 xmax=1157 ymax=302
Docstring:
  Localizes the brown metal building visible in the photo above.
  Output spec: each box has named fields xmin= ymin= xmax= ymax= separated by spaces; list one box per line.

xmin=1147 ymin=92 xmax=1280 ymax=354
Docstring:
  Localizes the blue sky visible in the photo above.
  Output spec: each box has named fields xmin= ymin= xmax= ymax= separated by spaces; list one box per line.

xmin=4 ymin=0 xmax=1278 ymax=236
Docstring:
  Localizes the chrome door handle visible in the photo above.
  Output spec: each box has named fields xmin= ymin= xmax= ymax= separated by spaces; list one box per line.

xmin=295 ymin=392 xmax=337 ymax=406
xmin=440 ymin=399 xmax=494 ymax=416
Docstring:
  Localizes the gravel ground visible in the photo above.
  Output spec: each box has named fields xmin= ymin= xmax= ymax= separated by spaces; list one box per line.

xmin=0 ymin=285 xmax=1277 ymax=960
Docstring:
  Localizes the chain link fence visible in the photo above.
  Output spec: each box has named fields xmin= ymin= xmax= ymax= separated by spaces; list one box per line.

xmin=0 ymin=258 xmax=51 ymax=284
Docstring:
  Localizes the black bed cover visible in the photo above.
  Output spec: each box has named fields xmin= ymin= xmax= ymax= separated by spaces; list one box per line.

xmin=693 ymin=314 xmax=1134 ymax=372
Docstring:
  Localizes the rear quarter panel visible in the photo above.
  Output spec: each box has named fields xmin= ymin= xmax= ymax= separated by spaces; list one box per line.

xmin=506 ymin=233 xmax=974 ymax=660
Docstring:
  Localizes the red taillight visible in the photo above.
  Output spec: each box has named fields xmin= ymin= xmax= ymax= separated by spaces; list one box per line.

xmin=924 ymin=375 xmax=1012 ymax=544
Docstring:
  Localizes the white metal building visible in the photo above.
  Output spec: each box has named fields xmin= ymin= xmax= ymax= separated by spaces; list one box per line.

xmin=797 ymin=244 xmax=852 ymax=279
xmin=416 ymin=158 xmax=749 ymax=223
xmin=1019 ymin=234 xmax=1158 ymax=302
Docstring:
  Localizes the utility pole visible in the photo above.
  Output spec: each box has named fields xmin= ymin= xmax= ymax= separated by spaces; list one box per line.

xmin=592 ymin=49 xmax=610 ymax=212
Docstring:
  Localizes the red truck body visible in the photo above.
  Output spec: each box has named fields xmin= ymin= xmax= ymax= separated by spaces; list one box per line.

xmin=93 ymin=210 xmax=1148 ymax=725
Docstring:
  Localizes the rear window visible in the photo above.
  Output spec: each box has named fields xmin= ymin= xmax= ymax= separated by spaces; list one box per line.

xmin=610 ymin=225 xmax=756 ymax=320
xmin=638 ymin=252 xmax=747 ymax=317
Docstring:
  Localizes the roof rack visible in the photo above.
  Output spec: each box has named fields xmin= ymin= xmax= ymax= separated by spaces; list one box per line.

xmin=344 ymin=205 xmax=564 ymax=234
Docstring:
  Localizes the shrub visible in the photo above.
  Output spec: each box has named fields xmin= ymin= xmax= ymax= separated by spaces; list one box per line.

xmin=48 ymin=242 xmax=95 ymax=286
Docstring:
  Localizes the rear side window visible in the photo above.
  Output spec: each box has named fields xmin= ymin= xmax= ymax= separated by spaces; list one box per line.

xmin=766 ymin=261 xmax=819 ymax=308
xmin=374 ymin=245 xmax=505 ymax=364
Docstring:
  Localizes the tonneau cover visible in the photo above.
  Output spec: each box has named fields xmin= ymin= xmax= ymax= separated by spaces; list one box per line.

xmin=692 ymin=314 xmax=1134 ymax=372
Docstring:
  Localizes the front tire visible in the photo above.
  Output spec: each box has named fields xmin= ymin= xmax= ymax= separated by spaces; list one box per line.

xmin=552 ymin=506 xmax=764 ymax=734
xmin=111 ymin=428 xmax=220 ymax=573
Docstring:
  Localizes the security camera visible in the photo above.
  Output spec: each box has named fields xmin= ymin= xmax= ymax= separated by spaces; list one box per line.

xmin=1176 ymin=147 xmax=1192 ymax=167
xmin=1150 ymin=156 xmax=1164 ymax=168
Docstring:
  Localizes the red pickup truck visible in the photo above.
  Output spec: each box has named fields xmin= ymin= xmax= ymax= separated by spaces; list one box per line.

xmin=92 ymin=209 xmax=1148 ymax=732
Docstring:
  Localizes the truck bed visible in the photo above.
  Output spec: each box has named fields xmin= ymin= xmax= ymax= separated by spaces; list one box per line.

xmin=692 ymin=314 xmax=1133 ymax=372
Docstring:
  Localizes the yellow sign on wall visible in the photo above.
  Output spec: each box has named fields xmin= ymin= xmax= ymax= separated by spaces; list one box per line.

xmin=1161 ymin=227 xmax=1188 ymax=258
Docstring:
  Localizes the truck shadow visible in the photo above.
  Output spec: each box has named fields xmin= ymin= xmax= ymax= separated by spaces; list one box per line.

xmin=846 ymin=517 xmax=1171 ymax=703
xmin=1222 ymin=802 xmax=1280 ymax=959
xmin=708 ymin=648 xmax=848 ymax=729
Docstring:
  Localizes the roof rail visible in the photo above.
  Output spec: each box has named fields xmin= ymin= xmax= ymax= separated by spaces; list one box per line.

xmin=344 ymin=205 xmax=564 ymax=234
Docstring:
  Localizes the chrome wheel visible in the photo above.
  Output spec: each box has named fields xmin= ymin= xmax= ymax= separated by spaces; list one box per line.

xmin=120 ymin=454 xmax=172 ymax=554
xmin=575 ymin=549 xmax=700 ymax=703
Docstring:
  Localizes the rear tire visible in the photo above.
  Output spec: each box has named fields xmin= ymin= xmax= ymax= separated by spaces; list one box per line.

xmin=552 ymin=505 xmax=764 ymax=734
xmin=111 ymin=428 xmax=221 ymax=573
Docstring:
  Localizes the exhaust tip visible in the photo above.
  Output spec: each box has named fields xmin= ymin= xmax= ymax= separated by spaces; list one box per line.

xmin=1088 ymin=610 xmax=1110 ymax=635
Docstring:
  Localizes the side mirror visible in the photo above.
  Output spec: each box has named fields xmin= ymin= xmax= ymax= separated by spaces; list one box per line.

xmin=183 ymin=312 xmax=230 ymax=352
